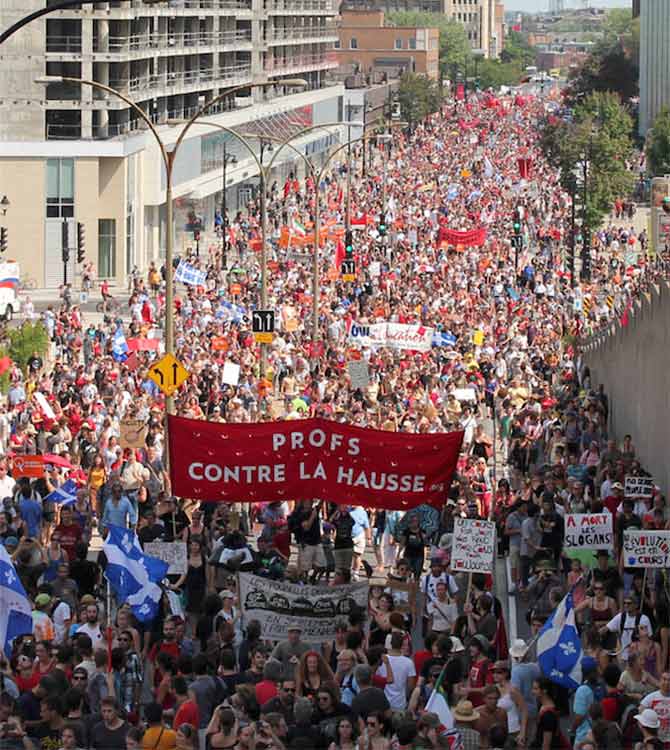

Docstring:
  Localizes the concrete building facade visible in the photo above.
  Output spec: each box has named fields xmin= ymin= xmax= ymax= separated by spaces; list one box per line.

xmin=639 ymin=0 xmax=670 ymax=136
xmin=0 ymin=0 xmax=342 ymax=286
xmin=336 ymin=10 xmax=439 ymax=80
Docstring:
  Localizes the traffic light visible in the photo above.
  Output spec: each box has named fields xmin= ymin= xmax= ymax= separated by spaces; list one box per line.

xmin=194 ymin=230 xmax=201 ymax=242
xmin=663 ymin=197 xmax=670 ymax=215
xmin=62 ymin=247 xmax=70 ymax=264
xmin=345 ymin=229 xmax=354 ymax=258
xmin=0 ymin=227 xmax=6 ymax=254
xmin=76 ymin=222 xmax=85 ymax=263
xmin=378 ymin=213 xmax=387 ymax=237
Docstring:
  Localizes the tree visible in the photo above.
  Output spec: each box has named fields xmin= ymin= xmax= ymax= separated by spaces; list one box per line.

xmin=541 ymin=91 xmax=635 ymax=231
xmin=7 ymin=322 xmax=49 ymax=374
xmin=564 ymin=8 xmax=639 ymax=105
xmin=397 ymin=72 xmax=441 ymax=126
xmin=386 ymin=12 xmax=471 ymax=78
xmin=647 ymin=108 xmax=670 ymax=176
xmin=499 ymin=31 xmax=535 ymax=68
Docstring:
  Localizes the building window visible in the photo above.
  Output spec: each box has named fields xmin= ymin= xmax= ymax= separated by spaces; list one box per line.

xmin=46 ymin=158 xmax=74 ymax=218
xmin=350 ymin=37 xmax=357 ymax=49
xmin=395 ymin=38 xmax=403 ymax=49
xmin=98 ymin=219 xmax=116 ymax=278
xmin=409 ymin=37 xmax=417 ymax=49
xmin=334 ymin=38 xmax=340 ymax=48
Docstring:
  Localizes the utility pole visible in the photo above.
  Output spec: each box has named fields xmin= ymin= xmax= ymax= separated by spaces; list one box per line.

xmin=61 ymin=218 xmax=69 ymax=285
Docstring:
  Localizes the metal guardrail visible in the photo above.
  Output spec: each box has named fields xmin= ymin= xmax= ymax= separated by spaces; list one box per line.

xmin=96 ymin=29 xmax=251 ymax=53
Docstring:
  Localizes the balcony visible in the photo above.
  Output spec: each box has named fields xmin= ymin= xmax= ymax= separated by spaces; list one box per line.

xmin=109 ymin=63 xmax=252 ymax=96
xmin=94 ymin=29 xmax=252 ymax=56
xmin=46 ymin=34 xmax=83 ymax=53
xmin=266 ymin=25 xmax=338 ymax=44
xmin=265 ymin=0 xmax=335 ymax=14
xmin=265 ymin=52 xmax=338 ymax=75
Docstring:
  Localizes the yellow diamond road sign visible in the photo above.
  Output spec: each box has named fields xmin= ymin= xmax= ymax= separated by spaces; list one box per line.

xmin=148 ymin=353 xmax=190 ymax=396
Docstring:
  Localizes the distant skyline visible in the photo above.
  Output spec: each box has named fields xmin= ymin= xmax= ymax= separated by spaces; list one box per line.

xmin=507 ymin=0 xmax=629 ymax=11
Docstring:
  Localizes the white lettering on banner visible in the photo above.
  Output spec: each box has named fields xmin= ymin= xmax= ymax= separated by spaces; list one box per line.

xmin=564 ymin=513 xmax=614 ymax=550
xmin=238 ymin=572 xmax=369 ymax=642
xmin=623 ymin=530 xmax=670 ymax=568
xmin=144 ymin=542 xmax=188 ymax=575
xmin=451 ymin=518 xmax=496 ymax=573
xmin=271 ymin=431 xmax=360 ymax=455
xmin=347 ymin=321 xmax=434 ymax=352
xmin=624 ymin=476 xmax=654 ymax=499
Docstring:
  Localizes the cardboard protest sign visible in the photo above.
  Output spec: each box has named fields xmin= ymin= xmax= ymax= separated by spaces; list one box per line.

xmin=222 ymin=361 xmax=240 ymax=386
xmin=144 ymin=542 xmax=188 ymax=575
xmin=238 ymin=573 xmax=369 ymax=642
xmin=347 ymin=360 xmax=370 ymax=390
xmin=623 ymin=530 xmax=670 ymax=568
xmin=120 ymin=419 xmax=148 ymax=450
xmin=625 ymin=476 xmax=654 ymax=499
xmin=451 ymin=518 xmax=496 ymax=573
xmin=564 ymin=514 xmax=614 ymax=550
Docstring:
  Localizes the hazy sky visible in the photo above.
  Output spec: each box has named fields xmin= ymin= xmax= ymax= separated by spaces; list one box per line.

xmin=507 ymin=0 xmax=629 ymax=11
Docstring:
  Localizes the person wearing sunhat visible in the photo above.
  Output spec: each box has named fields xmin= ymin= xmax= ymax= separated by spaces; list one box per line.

xmin=32 ymin=593 xmax=55 ymax=642
xmin=452 ymin=700 xmax=482 ymax=750
xmin=633 ymin=708 xmax=660 ymax=747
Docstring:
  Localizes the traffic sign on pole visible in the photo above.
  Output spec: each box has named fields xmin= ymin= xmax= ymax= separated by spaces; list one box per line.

xmin=252 ymin=310 xmax=275 ymax=344
xmin=148 ymin=353 xmax=190 ymax=396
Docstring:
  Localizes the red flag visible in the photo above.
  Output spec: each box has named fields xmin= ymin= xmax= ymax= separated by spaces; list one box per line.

xmin=456 ymin=83 xmax=465 ymax=101
xmin=335 ymin=238 xmax=345 ymax=268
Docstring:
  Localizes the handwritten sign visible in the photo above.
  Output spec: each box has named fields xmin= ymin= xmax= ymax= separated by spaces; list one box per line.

xmin=144 ymin=542 xmax=187 ymax=575
xmin=564 ymin=513 xmax=614 ymax=550
xmin=451 ymin=518 xmax=496 ymax=573
xmin=347 ymin=360 xmax=370 ymax=390
xmin=623 ymin=530 xmax=670 ymax=568
xmin=120 ymin=419 xmax=148 ymax=450
xmin=625 ymin=476 xmax=654 ymax=499
xmin=238 ymin=573 xmax=369 ymax=643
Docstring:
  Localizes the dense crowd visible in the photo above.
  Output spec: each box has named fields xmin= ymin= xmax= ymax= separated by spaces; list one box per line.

xmin=0 ymin=88 xmax=665 ymax=750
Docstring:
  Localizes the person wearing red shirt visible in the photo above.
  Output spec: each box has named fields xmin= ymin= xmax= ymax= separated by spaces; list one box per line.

xmin=173 ymin=677 xmax=199 ymax=730
xmin=466 ymin=635 xmax=493 ymax=708
xmin=254 ymin=658 xmax=282 ymax=706
xmin=53 ymin=505 xmax=83 ymax=562
xmin=15 ymin=654 xmax=40 ymax=693
xmin=148 ymin=618 xmax=182 ymax=690
xmin=603 ymin=482 xmax=624 ymax=516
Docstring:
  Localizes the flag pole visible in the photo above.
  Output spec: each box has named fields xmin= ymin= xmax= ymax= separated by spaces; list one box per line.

xmin=106 ymin=577 xmax=113 ymax=673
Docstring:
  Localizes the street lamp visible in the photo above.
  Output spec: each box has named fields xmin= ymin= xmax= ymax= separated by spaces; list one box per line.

xmin=36 ymin=74 xmax=307 ymax=402
xmin=220 ymin=143 xmax=237 ymax=269
xmin=0 ymin=196 xmax=9 ymax=217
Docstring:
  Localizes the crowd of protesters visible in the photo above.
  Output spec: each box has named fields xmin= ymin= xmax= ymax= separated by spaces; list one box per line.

xmin=0 ymin=85 xmax=666 ymax=750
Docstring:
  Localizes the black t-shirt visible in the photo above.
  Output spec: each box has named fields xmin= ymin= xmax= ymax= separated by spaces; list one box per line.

xmin=159 ymin=511 xmax=190 ymax=542
xmin=138 ymin=524 xmax=165 ymax=545
xmin=401 ymin=528 xmax=425 ymax=558
xmin=332 ymin=512 xmax=355 ymax=549
xmin=90 ymin=720 xmax=129 ymax=750
xmin=350 ymin=686 xmax=390 ymax=720
xmin=532 ymin=708 xmax=558 ymax=750
xmin=29 ymin=722 xmax=62 ymax=750
xmin=69 ymin=559 xmax=98 ymax=596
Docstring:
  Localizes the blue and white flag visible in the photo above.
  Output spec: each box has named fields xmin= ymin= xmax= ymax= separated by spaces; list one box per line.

xmin=216 ymin=300 xmax=248 ymax=324
xmin=103 ymin=525 xmax=169 ymax=622
xmin=45 ymin=479 xmax=78 ymax=506
xmin=175 ymin=260 xmax=206 ymax=287
xmin=537 ymin=590 xmax=583 ymax=689
xmin=506 ymin=286 xmax=520 ymax=302
xmin=0 ymin=546 xmax=33 ymax=656
xmin=432 ymin=331 xmax=457 ymax=348
xmin=112 ymin=326 xmax=128 ymax=362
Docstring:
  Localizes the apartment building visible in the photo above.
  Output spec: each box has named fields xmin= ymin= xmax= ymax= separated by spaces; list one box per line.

xmin=339 ymin=0 xmax=502 ymax=59
xmin=639 ymin=0 xmax=670 ymax=136
xmin=0 ymin=0 xmax=342 ymax=286
xmin=336 ymin=10 xmax=439 ymax=80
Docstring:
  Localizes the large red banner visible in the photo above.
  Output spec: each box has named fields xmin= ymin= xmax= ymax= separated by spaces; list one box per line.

xmin=438 ymin=227 xmax=488 ymax=248
xmin=168 ymin=416 xmax=463 ymax=510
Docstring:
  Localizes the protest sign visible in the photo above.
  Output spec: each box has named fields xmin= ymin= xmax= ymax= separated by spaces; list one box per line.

xmin=222 ymin=361 xmax=240 ymax=386
xmin=168 ymin=415 xmax=463 ymax=510
xmin=451 ymin=518 xmax=496 ymax=573
xmin=144 ymin=542 xmax=188 ymax=575
xmin=564 ymin=514 xmax=614 ymax=550
xmin=625 ymin=476 xmax=654 ymax=499
xmin=347 ymin=360 xmax=370 ymax=390
xmin=453 ymin=388 xmax=477 ymax=403
xmin=348 ymin=322 xmax=434 ymax=352
xmin=623 ymin=530 xmax=670 ymax=568
xmin=120 ymin=418 xmax=148 ymax=450
xmin=238 ymin=573 xmax=369 ymax=642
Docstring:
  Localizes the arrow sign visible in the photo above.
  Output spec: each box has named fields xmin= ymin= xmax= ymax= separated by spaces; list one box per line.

xmin=148 ymin=353 xmax=190 ymax=396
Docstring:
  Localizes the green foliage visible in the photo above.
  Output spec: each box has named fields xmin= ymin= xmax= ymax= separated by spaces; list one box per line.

xmin=397 ymin=72 xmax=441 ymax=126
xmin=541 ymin=91 xmax=635 ymax=231
xmin=646 ymin=108 xmax=670 ymax=177
xmin=386 ymin=12 xmax=471 ymax=77
xmin=499 ymin=31 xmax=536 ymax=68
xmin=7 ymin=322 xmax=49 ymax=374
xmin=565 ymin=8 xmax=639 ymax=105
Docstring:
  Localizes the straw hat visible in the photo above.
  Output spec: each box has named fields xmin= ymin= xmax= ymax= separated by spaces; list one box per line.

xmin=453 ymin=701 xmax=480 ymax=723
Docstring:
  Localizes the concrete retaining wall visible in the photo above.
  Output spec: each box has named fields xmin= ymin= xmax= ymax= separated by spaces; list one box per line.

xmin=584 ymin=285 xmax=670 ymax=493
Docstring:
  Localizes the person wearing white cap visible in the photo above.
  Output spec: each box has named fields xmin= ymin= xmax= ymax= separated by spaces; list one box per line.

xmin=509 ymin=639 xmax=541 ymax=733
xmin=633 ymin=707 xmax=660 ymax=746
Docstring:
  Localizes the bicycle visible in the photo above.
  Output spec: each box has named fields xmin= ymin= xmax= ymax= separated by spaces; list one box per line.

xmin=95 ymin=296 xmax=121 ymax=314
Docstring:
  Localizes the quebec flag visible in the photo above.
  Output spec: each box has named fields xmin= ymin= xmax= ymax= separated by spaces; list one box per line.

xmin=46 ymin=479 xmax=78 ymax=506
xmin=537 ymin=590 xmax=583 ymax=689
xmin=112 ymin=326 xmax=128 ymax=362
xmin=103 ymin=525 xmax=169 ymax=622
xmin=0 ymin=546 xmax=33 ymax=656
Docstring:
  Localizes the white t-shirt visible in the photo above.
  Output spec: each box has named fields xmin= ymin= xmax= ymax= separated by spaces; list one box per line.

xmin=641 ymin=690 xmax=670 ymax=743
xmin=76 ymin=622 xmax=106 ymax=648
xmin=378 ymin=654 xmax=416 ymax=710
xmin=420 ymin=572 xmax=459 ymax=604
xmin=53 ymin=601 xmax=72 ymax=644
xmin=605 ymin=612 xmax=652 ymax=659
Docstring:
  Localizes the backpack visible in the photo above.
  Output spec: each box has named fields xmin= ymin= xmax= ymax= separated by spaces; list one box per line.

xmin=619 ymin=611 xmax=642 ymax=641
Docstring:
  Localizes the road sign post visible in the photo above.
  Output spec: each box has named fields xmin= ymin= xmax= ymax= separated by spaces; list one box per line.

xmin=148 ymin=353 xmax=190 ymax=397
